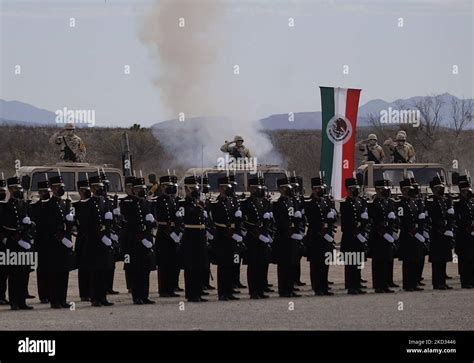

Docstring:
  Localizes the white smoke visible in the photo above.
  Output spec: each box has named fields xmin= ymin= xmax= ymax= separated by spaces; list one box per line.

xmin=140 ymin=0 xmax=282 ymax=169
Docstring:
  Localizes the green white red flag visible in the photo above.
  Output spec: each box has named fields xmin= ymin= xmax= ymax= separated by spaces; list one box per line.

xmin=320 ymin=86 xmax=361 ymax=200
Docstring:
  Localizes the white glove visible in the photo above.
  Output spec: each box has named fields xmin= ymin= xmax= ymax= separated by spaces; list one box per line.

xmin=301 ymin=209 xmax=305 ymax=215
xmin=232 ymin=233 xmax=243 ymax=243
xmin=392 ymin=232 xmax=399 ymax=240
xmin=323 ymin=234 xmax=334 ymax=242
xmin=424 ymin=210 xmax=429 ymax=216
xmin=141 ymin=238 xmax=153 ymax=248
xmin=203 ymin=210 xmax=208 ymax=219
xmin=383 ymin=233 xmax=395 ymax=243
xmin=423 ymin=231 xmax=430 ymax=239
xmin=145 ymin=213 xmax=154 ymax=223
xmin=387 ymin=212 xmax=396 ymax=220
xmin=110 ymin=233 xmax=119 ymax=242
xmin=61 ymin=237 xmax=73 ymax=248
xmin=175 ymin=211 xmax=183 ymax=218
xmin=104 ymin=212 xmax=113 ymax=221
xmin=471 ymin=231 xmax=474 ymax=236
xmin=291 ymin=233 xmax=303 ymax=241
xmin=447 ymin=207 xmax=454 ymax=215
xmin=170 ymin=231 xmax=181 ymax=243
xmin=259 ymin=234 xmax=270 ymax=243
xmin=30 ymin=239 xmax=34 ymax=245
xmin=357 ymin=233 xmax=367 ymax=243
xmin=18 ymin=239 xmax=31 ymax=250
xmin=414 ymin=233 xmax=425 ymax=243
xmin=418 ymin=213 xmax=426 ymax=220
xmin=113 ymin=207 xmax=121 ymax=216
xmin=294 ymin=211 xmax=302 ymax=218
xmin=101 ymin=236 xmax=112 ymax=246
xmin=66 ymin=213 xmax=74 ymax=222
xmin=269 ymin=212 xmax=274 ymax=219
xmin=360 ymin=211 xmax=369 ymax=220
xmin=263 ymin=212 xmax=271 ymax=220
xmin=22 ymin=216 xmax=31 ymax=225
xmin=241 ymin=229 xmax=247 ymax=237
xmin=444 ymin=230 xmax=454 ymax=237
xmin=2 ymin=238 xmax=7 ymax=245
xmin=234 ymin=209 xmax=242 ymax=218
xmin=327 ymin=211 xmax=335 ymax=219
xmin=206 ymin=231 xmax=214 ymax=241
xmin=268 ymin=235 xmax=273 ymax=244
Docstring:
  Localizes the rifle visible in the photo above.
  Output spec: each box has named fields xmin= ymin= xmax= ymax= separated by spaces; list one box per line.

xmin=392 ymin=147 xmax=408 ymax=163
xmin=366 ymin=146 xmax=381 ymax=164
xmin=62 ymin=137 xmax=77 ymax=162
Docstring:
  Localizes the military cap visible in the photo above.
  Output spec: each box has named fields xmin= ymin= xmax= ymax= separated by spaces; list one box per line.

xmin=400 ymin=178 xmax=414 ymax=189
xmin=396 ymin=131 xmax=407 ymax=141
xmin=132 ymin=177 xmax=146 ymax=187
xmin=457 ymin=175 xmax=471 ymax=190
xmin=65 ymin=123 xmax=75 ymax=130
xmin=37 ymin=180 xmax=51 ymax=191
xmin=234 ymin=135 xmax=244 ymax=142
xmin=248 ymin=176 xmax=264 ymax=188
xmin=345 ymin=177 xmax=359 ymax=189
xmin=368 ymin=133 xmax=377 ymax=141
xmin=7 ymin=176 xmax=22 ymax=188
xmin=49 ymin=175 xmax=65 ymax=187
xmin=125 ymin=176 xmax=136 ymax=186
xmin=0 ymin=178 xmax=6 ymax=191
xmin=159 ymin=175 xmax=178 ymax=185
xmin=218 ymin=176 xmax=232 ymax=186
xmin=429 ymin=176 xmax=445 ymax=189
xmin=277 ymin=177 xmax=291 ymax=187
xmin=77 ymin=179 xmax=90 ymax=190
xmin=289 ymin=176 xmax=303 ymax=186
xmin=88 ymin=175 xmax=103 ymax=187
xmin=374 ymin=179 xmax=391 ymax=188
xmin=311 ymin=177 xmax=326 ymax=188
xmin=409 ymin=177 xmax=419 ymax=186
xmin=184 ymin=176 xmax=199 ymax=186
xmin=99 ymin=171 xmax=110 ymax=183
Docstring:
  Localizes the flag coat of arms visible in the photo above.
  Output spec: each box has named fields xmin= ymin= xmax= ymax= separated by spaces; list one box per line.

xmin=320 ymin=86 xmax=361 ymax=200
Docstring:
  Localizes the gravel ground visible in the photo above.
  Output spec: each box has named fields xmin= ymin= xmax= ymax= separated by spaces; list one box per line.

xmin=0 ymin=258 xmax=472 ymax=330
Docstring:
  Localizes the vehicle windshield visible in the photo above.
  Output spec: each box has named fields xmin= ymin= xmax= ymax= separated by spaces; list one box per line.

xmin=263 ymin=172 xmax=287 ymax=191
xmin=206 ymin=172 xmax=245 ymax=192
xmin=31 ymin=171 xmax=75 ymax=191
xmin=78 ymin=172 xmax=123 ymax=193
xmin=369 ymin=167 xmax=446 ymax=186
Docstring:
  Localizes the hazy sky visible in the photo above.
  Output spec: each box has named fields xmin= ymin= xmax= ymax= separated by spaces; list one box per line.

xmin=1 ymin=0 xmax=472 ymax=127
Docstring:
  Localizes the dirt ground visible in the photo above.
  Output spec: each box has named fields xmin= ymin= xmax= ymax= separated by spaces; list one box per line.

xmin=0 ymin=257 xmax=472 ymax=331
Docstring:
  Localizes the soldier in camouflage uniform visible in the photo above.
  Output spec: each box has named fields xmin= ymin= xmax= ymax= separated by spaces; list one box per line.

xmin=220 ymin=135 xmax=251 ymax=159
xmin=356 ymin=134 xmax=385 ymax=164
xmin=383 ymin=131 xmax=416 ymax=163
xmin=49 ymin=123 xmax=86 ymax=162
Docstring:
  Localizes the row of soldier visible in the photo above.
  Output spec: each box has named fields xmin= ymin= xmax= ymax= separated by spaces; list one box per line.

xmin=0 ymin=170 xmax=473 ymax=310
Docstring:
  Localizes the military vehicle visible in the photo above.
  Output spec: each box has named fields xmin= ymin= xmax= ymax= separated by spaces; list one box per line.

xmin=179 ymin=164 xmax=288 ymax=201
xmin=356 ymin=161 xmax=458 ymax=199
xmin=16 ymin=162 xmax=126 ymax=202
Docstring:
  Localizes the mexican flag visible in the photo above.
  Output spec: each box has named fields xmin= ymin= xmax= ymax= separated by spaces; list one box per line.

xmin=320 ymin=86 xmax=361 ymax=200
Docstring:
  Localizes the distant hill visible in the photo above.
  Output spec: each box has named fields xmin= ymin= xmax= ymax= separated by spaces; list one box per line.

xmin=0 ymin=99 xmax=57 ymax=125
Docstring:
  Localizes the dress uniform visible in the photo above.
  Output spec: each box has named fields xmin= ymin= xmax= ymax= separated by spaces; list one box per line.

xmin=241 ymin=176 xmax=272 ymax=299
xmin=273 ymin=177 xmax=303 ymax=297
xmin=43 ymin=175 xmax=75 ymax=308
xmin=0 ymin=177 xmax=9 ymax=305
xmin=427 ymin=176 xmax=454 ymax=289
xmin=29 ymin=180 xmax=52 ymax=303
xmin=120 ymin=177 xmax=156 ymax=304
xmin=289 ymin=175 xmax=306 ymax=289
xmin=368 ymin=179 xmax=397 ymax=293
xmin=2 ymin=176 xmax=35 ymax=309
xmin=228 ymin=174 xmax=246 ymax=290
xmin=397 ymin=179 xmax=426 ymax=291
xmin=180 ymin=176 xmax=208 ymax=302
xmin=119 ymin=176 xmax=136 ymax=293
xmin=340 ymin=177 xmax=369 ymax=295
xmin=454 ymin=175 xmax=474 ymax=288
xmin=77 ymin=176 xmax=115 ymax=306
xmin=200 ymin=176 xmax=215 ymax=292
xmin=305 ymin=176 xmax=336 ymax=295
xmin=210 ymin=176 xmax=243 ymax=301
xmin=154 ymin=174 xmax=182 ymax=297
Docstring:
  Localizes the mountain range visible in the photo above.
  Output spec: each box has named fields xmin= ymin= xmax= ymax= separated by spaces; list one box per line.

xmin=1 ymin=93 xmax=472 ymax=130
